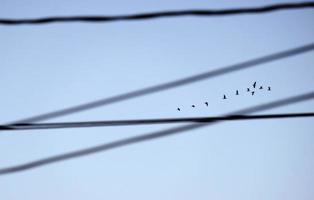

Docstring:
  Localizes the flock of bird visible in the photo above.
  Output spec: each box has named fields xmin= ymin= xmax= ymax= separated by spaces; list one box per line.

xmin=177 ymin=82 xmax=271 ymax=111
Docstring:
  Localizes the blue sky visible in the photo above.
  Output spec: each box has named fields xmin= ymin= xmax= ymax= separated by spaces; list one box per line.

xmin=0 ymin=0 xmax=314 ymax=199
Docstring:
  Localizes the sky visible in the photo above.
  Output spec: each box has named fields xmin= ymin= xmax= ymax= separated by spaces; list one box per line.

xmin=0 ymin=0 xmax=314 ymax=199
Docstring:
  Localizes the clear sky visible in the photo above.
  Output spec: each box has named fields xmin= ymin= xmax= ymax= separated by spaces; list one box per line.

xmin=0 ymin=0 xmax=314 ymax=199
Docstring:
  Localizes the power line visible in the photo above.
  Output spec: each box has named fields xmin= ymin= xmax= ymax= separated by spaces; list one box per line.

xmin=9 ymin=43 xmax=314 ymax=124
xmin=1 ymin=112 xmax=314 ymax=131
xmin=1 ymin=91 xmax=313 ymax=175
xmin=1 ymin=2 xmax=314 ymax=25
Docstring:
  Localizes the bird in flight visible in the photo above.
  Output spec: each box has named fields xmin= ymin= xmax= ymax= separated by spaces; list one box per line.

xmin=191 ymin=105 xmax=195 ymax=108
xmin=177 ymin=108 xmax=181 ymax=111
xmin=251 ymin=91 xmax=255 ymax=95
xmin=223 ymin=95 xmax=227 ymax=99
xmin=268 ymin=86 xmax=271 ymax=91
xmin=247 ymin=88 xmax=250 ymax=92
xmin=205 ymin=102 xmax=208 ymax=106
xmin=236 ymin=90 xmax=239 ymax=95
xmin=253 ymin=81 xmax=257 ymax=88
xmin=259 ymin=86 xmax=263 ymax=89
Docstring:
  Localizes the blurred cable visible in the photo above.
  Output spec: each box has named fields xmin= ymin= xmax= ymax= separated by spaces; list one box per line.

xmin=0 ymin=2 xmax=314 ymax=25
xmin=1 ymin=91 xmax=313 ymax=175
xmin=8 ymin=43 xmax=314 ymax=124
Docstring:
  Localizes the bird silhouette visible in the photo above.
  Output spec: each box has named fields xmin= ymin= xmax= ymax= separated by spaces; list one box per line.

xmin=205 ymin=102 xmax=208 ymax=106
xmin=251 ymin=91 xmax=255 ymax=95
xmin=191 ymin=105 xmax=195 ymax=108
xmin=247 ymin=88 xmax=250 ymax=92
xmin=259 ymin=86 xmax=263 ymax=89
xmin=253 ymin=81 xmax=257 ymax=88
xmin=223 ymin=95 xmax=227 ymax=99
xmin=177 ymin=108 xmax=181 ymax=111
xmin=236 ymin=90 xmax=239 ymax=95
xmin=268 ymin=86 xmax=271 ymax=91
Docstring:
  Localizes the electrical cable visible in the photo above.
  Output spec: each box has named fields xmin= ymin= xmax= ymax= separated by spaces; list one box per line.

xmin=1 ymin=91 xmax=313 ymax=175
xmin=1 ymin=112 xmax=314 ymax=131
xmin=1 ymin=2 xmax=313 ymax=25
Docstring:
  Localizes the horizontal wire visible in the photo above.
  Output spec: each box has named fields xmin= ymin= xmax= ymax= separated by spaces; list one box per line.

xmin=1 ymin=112 xmax=314 ymax=131
xmin=1 ymin=2 xmax=314 ymax=25
xmin=1 ymin=91 xmax=314 ymax=175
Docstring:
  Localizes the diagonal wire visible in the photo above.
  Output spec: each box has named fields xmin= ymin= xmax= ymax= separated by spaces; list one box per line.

xmin=8 ymin=43 xmax=314 ymax=124
xmin=0 ymin=2 xmax=314 ymax=25
xmin=1 ymin=91 xmax=313 ymax=175
xmin=1 ymin=112 xmax=314 ymax=131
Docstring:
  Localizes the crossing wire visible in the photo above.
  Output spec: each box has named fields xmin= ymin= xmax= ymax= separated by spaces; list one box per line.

xmin=1 ymin=91 xmax=314 ymax=175
xmin=8 ymin=43 xmax=314 ymax=124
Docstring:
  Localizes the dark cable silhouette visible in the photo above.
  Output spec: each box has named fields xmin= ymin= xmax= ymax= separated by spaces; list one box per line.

xmin=7 ymin=43 xmax=314 ymax=124
xmin=1 ymin=112 xmax=313 ymax=131
xmin=1 ymin=2 xmax=313 ymax=25
xmin=1 ymin=91 xmax=313 ymax=175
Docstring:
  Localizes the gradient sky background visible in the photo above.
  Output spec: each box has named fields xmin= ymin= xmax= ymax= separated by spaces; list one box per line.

xmin=0 ymin=0 xmax=314 ymax=199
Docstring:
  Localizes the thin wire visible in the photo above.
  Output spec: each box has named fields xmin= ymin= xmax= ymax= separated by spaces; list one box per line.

xmin=1 ymin=91 xmax=313 ymax=175
xmin=1 ymin=2 xmax=314 ymax=25
xmin=8 ymin=43 xmax=314 ymax=124
xmin=1 ymin=112 xmax=314 ymax=131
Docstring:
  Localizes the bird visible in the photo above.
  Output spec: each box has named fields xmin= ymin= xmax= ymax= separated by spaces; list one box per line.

xmin=191 ymin=105 xmax=195 ymax=108
xmin=247 ymin=88 xmax=250 ymax=92
xmin=236 ymin=90 xmax=239 ymax=95
xmin=253 ymin=81 xmax=257 ymax=88
xmin=251 ymin=91 xmax=255 ymax=95
xmin=223 ymin=95 xmax=227 ymax=99
xmin=268 ymin=86 xmax=271 ymax=91
xmin=177 ymin=108 xmax=181 ymax=111
xmin=205 ymin=102 xmax=208 ymax=106
xmin=259 ymin=86 xmax=263 ymax=89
